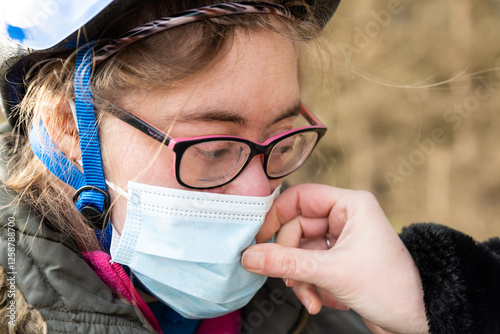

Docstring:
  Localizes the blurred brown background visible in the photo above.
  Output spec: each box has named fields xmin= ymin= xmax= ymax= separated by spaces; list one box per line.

xmin=291 ymin=0 xmax=500 ymax=240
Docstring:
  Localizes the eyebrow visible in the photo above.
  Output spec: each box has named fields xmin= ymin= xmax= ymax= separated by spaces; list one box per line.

xmin=175 ymin=102 xmax=301 ymax=126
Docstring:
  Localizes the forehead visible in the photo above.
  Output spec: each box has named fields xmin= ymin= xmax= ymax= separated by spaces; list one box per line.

xmin=121 ymin=29 xmax=300 ymax=126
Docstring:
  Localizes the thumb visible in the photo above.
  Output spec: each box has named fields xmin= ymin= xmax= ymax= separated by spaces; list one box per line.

xmin=241 ymin=243 xmax=331 ymax=286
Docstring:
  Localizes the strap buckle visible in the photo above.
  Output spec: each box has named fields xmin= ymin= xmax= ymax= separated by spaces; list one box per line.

xmin=73 ymin=186 xmax=111 ymax=229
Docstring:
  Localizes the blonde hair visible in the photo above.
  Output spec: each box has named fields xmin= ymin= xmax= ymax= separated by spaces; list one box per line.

xmin=3 ymin=0 xmax=323 ymax=249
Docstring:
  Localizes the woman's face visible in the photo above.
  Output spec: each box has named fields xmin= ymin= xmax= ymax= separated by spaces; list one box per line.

xmin=100 ymin=29 xmax=300 ymax=233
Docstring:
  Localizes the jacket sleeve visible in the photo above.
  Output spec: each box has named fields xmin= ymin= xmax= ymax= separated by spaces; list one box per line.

xmin=400 ymin=223 xmax=500 ymax=334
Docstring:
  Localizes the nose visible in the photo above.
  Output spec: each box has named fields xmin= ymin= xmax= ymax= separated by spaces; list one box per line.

xmin=220 ymin=155 xmax=272 ymax=197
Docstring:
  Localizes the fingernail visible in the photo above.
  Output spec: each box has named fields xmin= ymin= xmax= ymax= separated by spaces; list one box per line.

xmin=284 ymin=278 xmax=289 ymax=287
xmin=337 ymin=303 xmax=350 ymax=311
xmin=304 ymin=299 xmax=312 ymax=314
xmin=242 ymin=250 xmax=264 ymax=271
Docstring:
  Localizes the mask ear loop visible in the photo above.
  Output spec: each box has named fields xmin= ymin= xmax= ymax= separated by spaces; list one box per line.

xmin=105 ymin=180 xmax=130 ymax=200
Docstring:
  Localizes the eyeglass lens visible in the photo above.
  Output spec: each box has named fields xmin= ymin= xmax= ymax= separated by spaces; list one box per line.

xmin=178 ymin=131 xmax=319 ymax=188
xmin=267 ymin=131 xmax=318 ymax=177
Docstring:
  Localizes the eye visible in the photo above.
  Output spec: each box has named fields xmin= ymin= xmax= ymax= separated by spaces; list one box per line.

xmin=273 ymin=137 xmax=295 ymax=156
xmin=190 ymin=141 xmax=240 ymax=161
xmin=277 ymin=144 xmax=293 ymax=155
xmin=195 ymin=147 xmax=231 ymax=159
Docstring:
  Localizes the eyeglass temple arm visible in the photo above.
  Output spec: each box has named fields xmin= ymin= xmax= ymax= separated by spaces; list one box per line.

xmin=104 ymin=102 xmax=171 ymax=146
xmin=102 ymin=101 xmax=321 ymax=147
xmin=300 ymin=103 xmax=325 ymax=126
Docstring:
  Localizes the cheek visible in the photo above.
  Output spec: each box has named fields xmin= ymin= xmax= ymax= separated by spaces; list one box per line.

xmin=255 ymin=178 xmax=283 ymax=242
xmin=100 ymin=118 xmax=177 ymax=187
xmin=99 ymin=118 xmax=179 ymax=233
xmin=269 ymin=178 xmax=283 ymax=194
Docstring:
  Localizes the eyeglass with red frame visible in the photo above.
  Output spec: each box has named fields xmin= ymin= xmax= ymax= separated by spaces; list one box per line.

xmin=105 ymin=102 xmax=327 ymax=189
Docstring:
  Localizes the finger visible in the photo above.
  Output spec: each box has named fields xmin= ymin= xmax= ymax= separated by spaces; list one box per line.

xmin=274 ymin=216 xmax=329 ymax=247
xmin=271 ymin=183 xmax=350 ymax=220
xmin=289 ymin=281 xmax=349 ymax=314
xmin=291 ymin=282 xmax=322 ymax=314
xmin=241 ymin=242 xmax=333 ymax=286
xmin=258 ymin=184 xmax=358 ymax=242
xmin=257 ymin=215 xmax=328 ymax=244
xmin=277 ymin=219 xmax=329 ymax=288
xmin=299 ymin=237 xmax=331 ymax=251
xmin=290 ymin=283 xmax=349 ymax=315
xmin=282 ymin=236 xmax=333 ymax=288
xmin=271 ymin=216 xmax=329 ymax=286
xmin=363 ymin=321 xmax=390 ymax=334
xmin=256 ymin=184 xmax=335 ymax=241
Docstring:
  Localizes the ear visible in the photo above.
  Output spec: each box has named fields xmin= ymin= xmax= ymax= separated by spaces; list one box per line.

xmin=41 ymin=99 xmax=81 ymax=162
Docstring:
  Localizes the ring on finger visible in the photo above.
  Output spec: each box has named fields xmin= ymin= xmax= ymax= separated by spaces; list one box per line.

xmin=325 ymin=234 xmax=331 ymax=249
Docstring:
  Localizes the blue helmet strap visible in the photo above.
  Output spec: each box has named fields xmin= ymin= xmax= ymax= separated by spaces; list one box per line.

xmin=30 ymin=122 xmax=86 ymax=189
xmin=30 ymin=41 xmax=110 ymax=232
xmin=28 ymin=42 xmax=114 ymax=252
xmin=29 ymin=122 xmax=113 ymax=252
xmin=72 ymin=41 xmax=110 ymax=229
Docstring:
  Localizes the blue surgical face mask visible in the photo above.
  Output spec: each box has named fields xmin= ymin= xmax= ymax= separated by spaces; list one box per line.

xmin=109 ymin=181 xmax=280 ymax=319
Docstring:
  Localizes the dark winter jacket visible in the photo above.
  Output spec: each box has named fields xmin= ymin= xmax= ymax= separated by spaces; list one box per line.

xmin=401 ymin=224 xmax=500 ymax=334
xmin=0 ymin=122 xmax=370 ymax=333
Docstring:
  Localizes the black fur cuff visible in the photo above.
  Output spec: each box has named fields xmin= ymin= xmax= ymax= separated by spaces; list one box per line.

xmin=400 ymin=223 xmax=500 ymax=334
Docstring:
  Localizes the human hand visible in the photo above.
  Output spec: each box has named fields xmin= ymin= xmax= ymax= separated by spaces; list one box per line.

xmin=243 ymin=184 xmax=429 ymax=334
